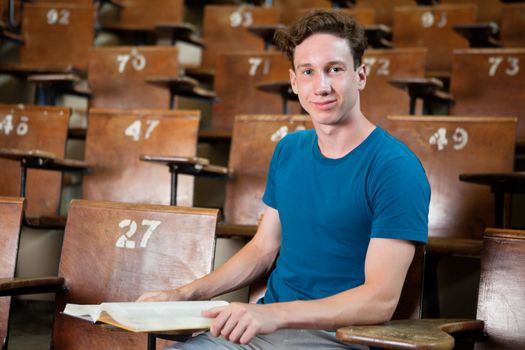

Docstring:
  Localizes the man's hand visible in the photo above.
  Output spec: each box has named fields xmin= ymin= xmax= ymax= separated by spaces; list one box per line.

xmin=203 ymin=302 xmax=282 ymax=344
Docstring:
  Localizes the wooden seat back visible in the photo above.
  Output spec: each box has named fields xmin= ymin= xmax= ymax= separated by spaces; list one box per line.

xmin=201 ymin=5 xmax=278 ymax=69
xmin=500 ymin=3 xmax=525 ymax=48
xmin=224 ymin=115 xmax=312 ymax=226
xmin=290 ymin=7 xmax=376 ymax=26
xmin=20 ymin=2 xmax=95 ymax=71
xmin=354 ymin=0 xmax=415 ymax=26
xmin=0 ymin=197 xmax=24 ymax=349
xmin=475 ymin=228 xmax=525 ymax=350
xmin=449 ymin=48 xmax=525 ymax=144
xmin=52 ymin=199 xmax=218 ymax=350
xmin=393 ymin=4 xmax=475 ymax=72
xmin=0 ymin=104 xmax=70 ymax=217
xmin=82 ymin=108 xmax=200 ymax=207
xmin=441 ymin=0 xmax=502 ymax=22
xmin=109 ymin=0 xmax=184 ymax=28
xmin=88 ymin=46 xmax=179 ymax=109
xmin=361 ymin=48 xmax=427 ymax=125
xmin=212 ymin=51 xmax=301 ymax=131
xmin=385 ymin=116 xmax=516 ymax=240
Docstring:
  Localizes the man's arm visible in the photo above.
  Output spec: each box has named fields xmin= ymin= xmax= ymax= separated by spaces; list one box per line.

xmin=204 ymin=238 xmax=415 ymax=344
xmin=137 ymin=206 xmax=282 ymax=302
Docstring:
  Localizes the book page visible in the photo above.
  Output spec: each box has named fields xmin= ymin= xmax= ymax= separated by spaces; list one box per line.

xmin=100 ymin=300 xmax=229 ymax=332
xmin=63 ymin=304 xmax=103 ymax=323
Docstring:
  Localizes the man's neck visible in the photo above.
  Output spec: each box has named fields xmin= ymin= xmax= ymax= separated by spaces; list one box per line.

xmin=315 ymin=112 xmax=376 ymax=159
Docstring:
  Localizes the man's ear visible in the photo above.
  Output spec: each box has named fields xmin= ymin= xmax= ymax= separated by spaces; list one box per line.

xmin=289 ymin=68 xmax=298 ymax=94
xmin=356 ymin=63 xmax=367 ymax=90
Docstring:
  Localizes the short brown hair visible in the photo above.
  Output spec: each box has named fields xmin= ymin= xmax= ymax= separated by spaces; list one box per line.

xmin=274 ymin=9 xmax=368 ymax=69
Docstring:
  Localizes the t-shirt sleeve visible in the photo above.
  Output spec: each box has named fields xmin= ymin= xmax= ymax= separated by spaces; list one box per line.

xmin=262 ymin=139 xmax=284 ymax=209
xmin=369 ymin=154 xmax=431 ymax=245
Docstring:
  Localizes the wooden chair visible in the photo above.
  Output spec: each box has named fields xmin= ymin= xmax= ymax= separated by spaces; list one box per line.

xmin=212 ymin=52 xmax=302 ymax=131
xmin=1 ymin=199 xmax=219 ymax=350
xmin=385 ymin=116 xmax=516 ymax=243
xmin=201 ymin=5 xmax=278 ymax=69
xmin=441 ymin=0 xmax=503 ymax=23
xmin=82 ymin=108 xmax=202 ymax=207
xmin=354 ymin=0 xmax=417 ymax=26
xmin=0 ymin=196 xmax=24 ymax=350
xmin=0 ymin=2 xmax=95 ymax=73
xmin=361 ymin=48 xmax=427 ymax=126
xmin=393 ymin=4 xmax=476 ymax=73
xmin=336 ymin=227 xmax=525 ymax=350
xmin=0 ymin=105 xmax=74 ymax=218
xmin=500 ymin=2 xmax=525 ymax=48
xmin=449 ymin=48 xmax=525 ymax=145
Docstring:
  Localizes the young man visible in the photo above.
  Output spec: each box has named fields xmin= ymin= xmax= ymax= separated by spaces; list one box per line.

xmin=138 ymin=10 xmax=430 ymax=349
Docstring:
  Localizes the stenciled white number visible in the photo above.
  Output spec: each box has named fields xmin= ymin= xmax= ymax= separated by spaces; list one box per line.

xmin=363 ymin=57 xmax=390 ymax=76
xmin=116 ymin=49 xmax=147 ymax=73
xmin=46 ymin=9 xmax=70 ymax=25
xmin=0 ymin=114 xmax=29 ymax=136
xmin=124 ymin=120 xmax=159 ymax=141
xmin=248 ymin=57 xmax=262 ymax=76
xmin=115 ymin=219 xmax=162 ymax=249
xmin=488 ymin=56 xmax=520 ymax=76
xmin=271 ymin=125 xmax=306 ymax=142
xmin=421 ymin=11 xmax=446 ymax=28
xmin=429 ymin=127 xmax=469 ymax=151
xmin=229 ymin=9 xmax=253 ymax=27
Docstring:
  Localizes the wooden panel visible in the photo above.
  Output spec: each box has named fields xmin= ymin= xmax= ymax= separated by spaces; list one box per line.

xmin=53 ymin=199 xmax=218 ymax=350
xmin=385 ymin=116 xmax=516 ymax=240
xmin=0 ymin=197 xmax=24 ymax=349
xmin=450 ymin=48 xmax=525 ymax=144
xmin=201 ymin=5 xmax=278 ymax=69
xmin=212 ymin=51 xmax=301 ymax=131
xmin=88 ymin=46 xmax=178 ymax=109
xmin=361 ymin=48 xmax=427 ymax=126
xmin=20 ymin=3 xmax=95 ymax=71
xmin=291 ymin=7 xmax=376 ymax=26
xmin=224 ymin=115 xmax=312 ymax=226
xmin=273 ymin=0 xmax=332 ymax=24
xmin=0 ymin=104 xmax=70 ymax=217
xmin=500 ymin=3 xmax=525 ymax=48
xmin=441 ymin=0 xmax=502 ymax=22
xmin=117 ymin=0 xmax=183 ymax=28
xmin=393 ymin=4 xmax=475 ymax=72
xmin=355 ymin=0 xmax=415 ymax=26
xmin=82 ymin=108 xmax=199 ymax=207
xmin=475 ymin=228 xmax=525 ymax=350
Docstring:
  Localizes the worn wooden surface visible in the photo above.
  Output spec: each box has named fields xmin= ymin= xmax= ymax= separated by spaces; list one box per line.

xmin=500 ymin=3 xmax=525 ymax=48
xmin=0 ymin=104 xmax=70 ymax=217
xmin=337 ymin=318 xmax=484 ymax=350
xmin=19 ymin=3 xmax=95 ymax=71
xmin=201 ymin=5 xmax=278 ymax=69
xmin=361 ymin=48 xmax=427 ymax=125
xmin=450 ymin=48 xmax=525 ymax=143
xmin=88 ymin=46 xmax=179 ymax=109
xmin=475 ymin=228 xmax=525 ymax=350
xmin=393 ymin=4 xmax=475 ymax=72
xmin=52 ymin=199 xmax=218 ymax=350
xmin=82 ymin=108 xmax=200 ymax=207
xmin=441 ymin=0 xmax=502 ymax=22
xmin=212 ymin=51 xmax=302 ymax=131
xmin=223 ymin=115 xmax=312 ymax=226
xmin=106 ymin=0 xmax=184 ymax=29
xmin=355 ymin=0 xmax=415 ymax=26
xmin=385 ymin=116 xmax=516 ymax=240
xmin=0 ymin=197 xmax=24 ymax=349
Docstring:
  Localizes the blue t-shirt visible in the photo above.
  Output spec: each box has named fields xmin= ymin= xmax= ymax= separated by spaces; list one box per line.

xmin=261 ymin=127 xmax=430 ymax=304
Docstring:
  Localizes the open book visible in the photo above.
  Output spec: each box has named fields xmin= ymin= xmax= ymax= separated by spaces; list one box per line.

xmin=62 ymin=300 xmax=228 ymax=333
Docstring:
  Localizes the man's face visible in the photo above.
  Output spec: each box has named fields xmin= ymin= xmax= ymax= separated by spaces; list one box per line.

xmin=289 ymin=33 xmax=366 ymax=127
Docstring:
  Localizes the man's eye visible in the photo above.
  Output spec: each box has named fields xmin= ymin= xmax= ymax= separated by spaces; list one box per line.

xmin=330 ymin=67 xmax=343 ymax=73
xmin=302 ymin=69 xmax=313 ymax=76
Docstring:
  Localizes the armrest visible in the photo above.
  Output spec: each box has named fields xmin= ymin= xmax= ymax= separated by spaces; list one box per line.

xmin=247 ymin=24 xmax=285 ymax=49
xmin=181 ymin=65 xmax=215 ymax=84
xmin=256 ymin=80 xmax=298 ymax=101
xmin=27 ymin=73 xmax=81 ymax=84
xmin=364 ymin=25 xmax=392 ymax=49
xmin=198 ymin=129 xmax=232 ymax=143
xmin=0 ymin=26 xmax=24 ymax=43
xmin=0 ymin=148 xmax=89 ymax=172
xmin=155 ymin=22 xmax=205 ymax=47
xmin=24 ymin=214 xmax=66 ymax=230
xmin=140 ymin=155 xmax=232 ymax=179
xmin=0 ymin=276 xmax=66 ymax=296
xmin=145 ymin=76 xmax=217 ymax=101
xmin=336 ymin=319 xmax=484 ymax=350
xmin=453 ymin=22 xmax=501 ymax=48
xmin=459 ymin=172 xmax=525 ymax=192
xmin=427 ymin=237 xmax=483 ymax=257
xmin=216 ymin=223 xmax=257 ymax=238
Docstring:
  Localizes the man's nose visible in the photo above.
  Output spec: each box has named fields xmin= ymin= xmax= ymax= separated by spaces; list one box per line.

xmin=314 ymin=73 xmax=331 ymax=95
